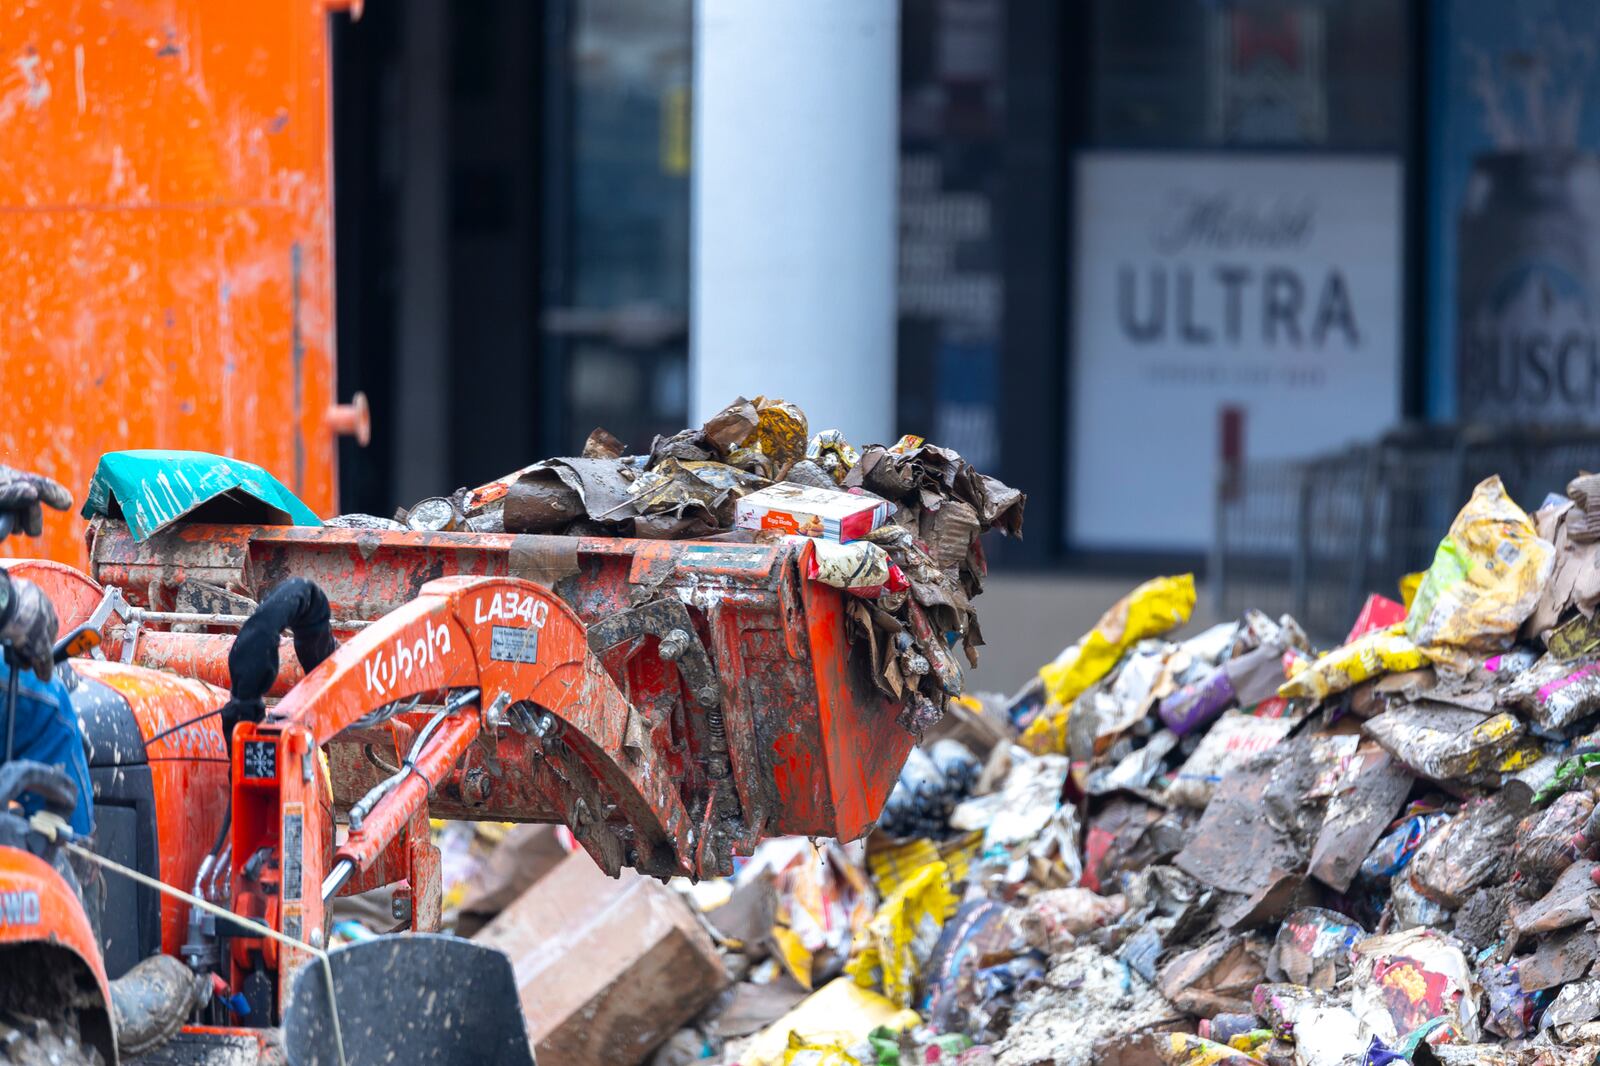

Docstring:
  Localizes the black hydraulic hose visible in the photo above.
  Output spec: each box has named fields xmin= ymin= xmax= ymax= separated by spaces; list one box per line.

xmin=215 ymin=579 xmax=339 ymax=749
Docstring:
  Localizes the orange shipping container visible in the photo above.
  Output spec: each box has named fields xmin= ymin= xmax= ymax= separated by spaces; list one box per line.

xmin=0 ymin=0 xmax=361 ymax=564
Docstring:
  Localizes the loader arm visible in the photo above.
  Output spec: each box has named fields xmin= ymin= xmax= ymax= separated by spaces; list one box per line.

xmin=226 ymin=576 xmax=703 ymax=1016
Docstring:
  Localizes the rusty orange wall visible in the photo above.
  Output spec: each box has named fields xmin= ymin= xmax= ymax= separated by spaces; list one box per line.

xmin=0 ymin=1 xmax=341 ymax=564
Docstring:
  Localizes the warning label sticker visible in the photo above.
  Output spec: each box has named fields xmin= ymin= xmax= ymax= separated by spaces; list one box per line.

xmin=490 ymin=625 xmax=540 ymax=665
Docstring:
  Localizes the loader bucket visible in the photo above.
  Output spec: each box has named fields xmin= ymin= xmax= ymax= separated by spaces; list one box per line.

xmin=283 ymin=934 xmax=534 ymax=1066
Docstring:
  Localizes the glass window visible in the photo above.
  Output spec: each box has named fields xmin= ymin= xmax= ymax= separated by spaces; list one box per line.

xmin=1091 ymin=0 xmax=1407 ymax=151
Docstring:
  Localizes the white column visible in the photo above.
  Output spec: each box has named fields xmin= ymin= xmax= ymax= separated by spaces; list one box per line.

xmin=690 ymin=0 xmax=899 ymax=447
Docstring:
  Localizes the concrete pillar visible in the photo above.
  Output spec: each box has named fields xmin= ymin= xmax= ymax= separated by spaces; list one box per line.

xmin=690 ymin=0 xmax=899 ymax=447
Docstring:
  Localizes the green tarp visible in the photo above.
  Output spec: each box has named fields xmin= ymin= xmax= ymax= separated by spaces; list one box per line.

xmin=82 ymin=450 xmax=322 ymax=541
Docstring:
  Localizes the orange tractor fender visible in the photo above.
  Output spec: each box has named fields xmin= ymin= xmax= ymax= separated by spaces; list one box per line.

xmin=0 ymin=845 xmax=116 ymax=1061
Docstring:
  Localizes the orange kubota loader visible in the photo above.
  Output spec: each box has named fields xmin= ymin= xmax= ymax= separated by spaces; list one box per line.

xmin=1 ymin=501 xmax=916 ymax=1064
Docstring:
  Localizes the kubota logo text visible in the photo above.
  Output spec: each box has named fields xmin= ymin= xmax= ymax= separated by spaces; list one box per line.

xmin=364 ymin=618 xmax=453 ymax=696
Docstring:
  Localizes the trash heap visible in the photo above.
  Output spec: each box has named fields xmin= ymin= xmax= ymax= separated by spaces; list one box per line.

xmin=348 ymin=466 xmax=1600 ymax=1065
xmin=368 ymin=395 xmax=1025 ymax=734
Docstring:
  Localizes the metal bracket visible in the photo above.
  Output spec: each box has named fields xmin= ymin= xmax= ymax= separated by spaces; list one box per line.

xmin=586 ymin=597 xmax=723 ymax=710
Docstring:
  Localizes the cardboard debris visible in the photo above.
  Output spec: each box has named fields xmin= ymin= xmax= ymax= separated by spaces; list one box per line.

xmin=473 ymin=850 xmax=728 ymax=1066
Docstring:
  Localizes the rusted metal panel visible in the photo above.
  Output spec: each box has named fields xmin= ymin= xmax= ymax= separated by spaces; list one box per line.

xmin=0 ymin=2 xmax=340 ymax=567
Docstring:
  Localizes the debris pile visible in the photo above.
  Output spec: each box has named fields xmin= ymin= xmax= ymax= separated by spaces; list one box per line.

xmin=377 ymin=396 xmax=1024 ymax=734
xmin=351 ymin=461 xmax=1600 ymax=1064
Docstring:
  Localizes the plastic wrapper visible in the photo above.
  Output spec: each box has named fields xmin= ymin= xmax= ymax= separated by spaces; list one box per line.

xmin=1504 ymin=654 xmax=1600 ymax=731
xmin=680 ymin=459 xmax=771 ymax=496
xmin=1157 ymin=1034 xmax=1268 ymax=1066
xmin=1160 ymin=638 xmax=1293 ymax=736
xmin=1349 ymin=928 xmax=1481 ymax=1044
xmin=1067 ymin=647 xmax=1170 ymax=759
xmin=806 ymin=540 xmax=895 ymax=595
xmin=1480 ymin=959 xmax=1537 ymax=1039
xmin=1388 ymin=872 xmax=1453 ymax=930
xmin=702 ymin=396 xmax=759 ymax=454
xmin=1156 ymin=664 xmax=1236 ymax=737
xmin=783 ymin=1034 xmax=861 ymax=1066
xmin=1533 ymin=751 xmax=1600 ymax=806
xmin=1512 ymin=788 xmax=1593 ymax=897
xmin=806 ymin=430 xmax=860 ymax=485
xmin=949 ymin=753 xmax=1069 ymax=849
xmin=1408 ymin=795 xmax=1523 ymax=908
xmin=1270 ymin=908 xmax=1364 ymax=989
xmin=725 ymin=396 xmax=809 ymax=478
xmin=1024 ymin=574 xmax=1195 ymax=752
xmin=1017 ymin=887 xmax=1126 ymax=955
xmin=846 ymin=861 xmax=958 ymax=1009
xmin=1404 ymin=476 xmax=1554 ymax=673
xmin=920 ymin=899 xmax=1035 ymax=1039
xmin=741 ymin=838 xmax=874 ymax=991
xmin=1278 ymin=625 xmax=1427 ymax=701
xmin=1360 ymin=812 xmax=1450 ymax=881
xmin=742 ymin=980 xmax=920 ymax=1066
xmin=627 ymin=459 xmax=734 ymax=516
xmin=1166 ymin=710 xmax=1297 ymax=809
xmin=1363 ymin=703 xmax=1534 ymax=782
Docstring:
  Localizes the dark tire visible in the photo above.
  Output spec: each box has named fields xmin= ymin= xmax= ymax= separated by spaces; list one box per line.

xmin=0 ymin=1009 xmax=107 ymax=1066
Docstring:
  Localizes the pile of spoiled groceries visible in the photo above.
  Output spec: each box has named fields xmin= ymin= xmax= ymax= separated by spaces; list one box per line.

xmin=346 ymin=426 xmax=1600 ymax=1064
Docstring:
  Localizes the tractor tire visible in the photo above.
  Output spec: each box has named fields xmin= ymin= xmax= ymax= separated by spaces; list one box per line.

xmin=0 ymin=1008 xmax=107 ymax=1066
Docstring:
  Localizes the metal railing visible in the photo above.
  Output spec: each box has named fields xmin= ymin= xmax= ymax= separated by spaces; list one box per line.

xmin=1211 ymin=424 xmax=1600 ymax=645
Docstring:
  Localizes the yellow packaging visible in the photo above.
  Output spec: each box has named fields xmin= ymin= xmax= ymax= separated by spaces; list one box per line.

xmin=1405 ymin=475 xmax=1554 ymax=673
xmin=752 ymin=396 xmax=810 ymax=476
xmin=1025 ymin=574 xmax=1195 ymax=753
xmin=846 ymin=861 xmax=956 ymax=1008
xmin=743 ymin=979 xmax=920 ymax=1066
xmin=1020 ymin=700 xmax=1072 ymax=756
xmin=806 ymin=429 xmax=860 ymax=484
xmin=867 ymin=831 xmax=981 ymax=901
xmin=772 ymin=926 xmax=817 ymax=991
xmin=1399 ymin=571 xmax=1424 ymax=610
xmin=1278 ymin=624 xmax=1427 ymax=701
xmin=783 ymin=1034 xmax=859 ymax=1066
xmin=1162 ymin=1034 xmax=1267 ymax=1065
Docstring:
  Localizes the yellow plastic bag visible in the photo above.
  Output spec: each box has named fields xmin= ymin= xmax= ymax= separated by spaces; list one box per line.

xmin=1277 ymin=624 xmax=1428 ymax=700
xmin=1405 ymin=476 xmax=1553 ymax=672
xmin=743 ymin=979 xmax=920 ymax=1066
xmin=1024 ymin=575 xmax=1195 ymax=753
xmin=783 ymin=1033 xmax=860 ymax=1066
xmin=846 ymin=861 xmax=956 ymax=1008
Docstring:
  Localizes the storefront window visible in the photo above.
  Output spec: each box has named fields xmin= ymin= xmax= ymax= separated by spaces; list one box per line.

xmin=1091 ymin=0 xmax=1406 ymax=151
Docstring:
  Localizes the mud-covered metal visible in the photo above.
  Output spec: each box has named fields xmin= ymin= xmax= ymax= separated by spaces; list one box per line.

xmin=82 ymin=522 xmax=914 ymax=847
xmin=0 ymin=5 xmax=345 ymax=569
xmin=44 ymin=521 xmax=915 ymax=1029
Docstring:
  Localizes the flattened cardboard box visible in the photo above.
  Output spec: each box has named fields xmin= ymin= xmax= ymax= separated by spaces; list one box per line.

xmin=474 ymin=849 xmax=728 ymax=1066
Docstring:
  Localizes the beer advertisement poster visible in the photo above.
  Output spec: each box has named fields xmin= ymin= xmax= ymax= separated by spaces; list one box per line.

xmin=1068 ymin=151 xmax=1403 ymax=552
